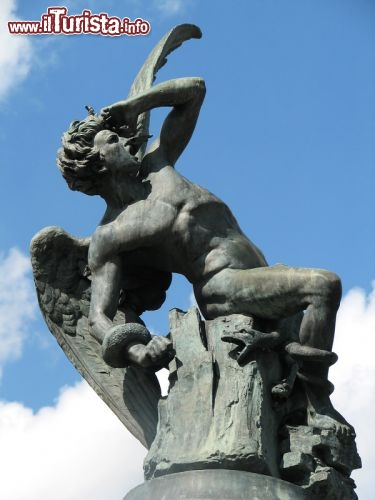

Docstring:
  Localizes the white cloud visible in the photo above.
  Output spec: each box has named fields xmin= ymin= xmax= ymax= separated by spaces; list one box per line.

xmin=153 ymin=0 xmax=192 ymax=17
xmin=0 ymin=248 xmax=37 ymax=373
xmin=156 ymin=368 xmax=169 ymax=396
xmin=0 ymin=0 xmax=33 ymax=100
xmin=331 ymin=284 xmax=375 ymax=499
xmin=0 ymin=381 xmax=146 ymax=500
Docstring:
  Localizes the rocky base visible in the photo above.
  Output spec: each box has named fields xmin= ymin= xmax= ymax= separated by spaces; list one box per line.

xmin=144 ymin=309 xmax=284 ymax=479
xmin=280 ymin=425 xmax=361 ymax=499
xmin=142 ymin=308 xmax=360 ymax=499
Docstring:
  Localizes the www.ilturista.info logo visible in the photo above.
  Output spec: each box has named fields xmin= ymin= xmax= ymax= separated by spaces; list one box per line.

xmin=8 ymin=7 xmax=151 ymax=36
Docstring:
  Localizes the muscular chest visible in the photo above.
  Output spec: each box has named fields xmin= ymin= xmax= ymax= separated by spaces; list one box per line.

xmin=89 ymin=199 xmax=177 ymax=267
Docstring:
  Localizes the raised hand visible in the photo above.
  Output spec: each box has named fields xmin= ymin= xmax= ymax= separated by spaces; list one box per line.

xmin=100 ymin=101 xmax=138 ymax=136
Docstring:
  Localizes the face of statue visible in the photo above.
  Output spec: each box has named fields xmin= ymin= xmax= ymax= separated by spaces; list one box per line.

xmin=94 ymin=130 xmax=140 ymax=174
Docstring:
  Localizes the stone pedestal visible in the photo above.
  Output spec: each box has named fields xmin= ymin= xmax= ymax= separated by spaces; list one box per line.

xmin=144 ymin=308 xmax=284 ymax=479
xmin=124 ymin=469 xmax=313 ymax=499
xmin=134 ymin=308 xmax=360 ymax=499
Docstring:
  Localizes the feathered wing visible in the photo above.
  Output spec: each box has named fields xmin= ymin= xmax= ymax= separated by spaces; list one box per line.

xmin=128 ymin=23 xmax=202 ymax=159
xmin=31 ymin=25 xmax=202 ymax=449
xmin=30 ymin=227 xmax=160 ymax=449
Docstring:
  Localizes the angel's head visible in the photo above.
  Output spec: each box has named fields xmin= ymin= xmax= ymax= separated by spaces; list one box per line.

xmin=93 ymin=129 xmax=140 ymax=176
xmin=57 ymin=115 xmax=108 ymax=195
xmin=57 ymin=115 xmax=141 ymax=196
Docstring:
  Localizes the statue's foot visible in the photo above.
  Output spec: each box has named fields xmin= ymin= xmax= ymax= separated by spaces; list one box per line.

xmin=306 ymin=394 xmax=355 ymax=440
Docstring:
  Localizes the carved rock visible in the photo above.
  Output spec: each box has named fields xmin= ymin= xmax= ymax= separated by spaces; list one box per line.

xmin=143 ymin=308 xmax=360 ymax=500
xmin=280 ymin=425 xmax=361 ymax=499
xmin=144 ymin=308 xmax=285 ymax=479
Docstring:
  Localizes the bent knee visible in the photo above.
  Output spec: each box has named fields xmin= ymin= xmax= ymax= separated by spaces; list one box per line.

xmin=312 ymin=270 xmax=342 ymax=307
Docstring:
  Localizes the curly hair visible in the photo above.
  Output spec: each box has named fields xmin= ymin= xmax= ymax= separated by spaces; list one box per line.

xmin=57 ymin=115 xmax=108 ymax=195
xmin=57 ymin=112 xmax=151 ymax=195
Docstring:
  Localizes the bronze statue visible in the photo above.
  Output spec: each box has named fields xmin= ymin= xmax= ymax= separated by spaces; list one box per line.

xmin=31 ymin=25 xmax=360 ymax=499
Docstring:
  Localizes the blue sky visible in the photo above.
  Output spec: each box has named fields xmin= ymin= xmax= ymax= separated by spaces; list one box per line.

xmin=0 ymin=1 xmax=374 ymax=498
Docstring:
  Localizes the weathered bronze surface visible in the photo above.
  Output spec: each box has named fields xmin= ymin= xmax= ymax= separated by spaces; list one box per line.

xmin=31 ymin=24 xmax=360 ymax=499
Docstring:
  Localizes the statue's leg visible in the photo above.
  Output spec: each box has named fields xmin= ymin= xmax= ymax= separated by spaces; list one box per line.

xmin=196 ymin=265 xmax=341 ymax=352
xmin=196 ymin=264 xmax=341 ymax=385
xmin=195 ymin=265 xmax=353 ymax=434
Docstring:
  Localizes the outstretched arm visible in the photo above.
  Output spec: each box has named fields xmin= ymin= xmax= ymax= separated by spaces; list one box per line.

xmin=101 ymin=77 xmax=206 ymax=166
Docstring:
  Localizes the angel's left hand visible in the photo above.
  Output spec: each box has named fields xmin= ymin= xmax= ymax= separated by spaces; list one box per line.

xmin=100 ymin=102 xmax=137 ymax=135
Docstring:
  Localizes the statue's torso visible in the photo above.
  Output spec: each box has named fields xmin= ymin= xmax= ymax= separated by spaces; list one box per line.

xmin=90 ymin=165 xmax=267 ymax=284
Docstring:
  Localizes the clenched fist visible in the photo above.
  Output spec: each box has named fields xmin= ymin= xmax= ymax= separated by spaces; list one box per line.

xmin=127 ymin=335 xmax=175 ymax=369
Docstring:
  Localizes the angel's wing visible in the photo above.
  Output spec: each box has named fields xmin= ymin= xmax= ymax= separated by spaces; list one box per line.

xmin=30 ymin=226 xmax=160 ymax=449
xmin=31 ymin=25 xmax=202 ymax=448
xmin=128 ymin=23 xmax=202 ymax=160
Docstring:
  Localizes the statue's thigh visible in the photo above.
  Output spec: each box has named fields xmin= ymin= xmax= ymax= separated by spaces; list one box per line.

xmin=197 ymin=265 xmax=318 ymax=319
